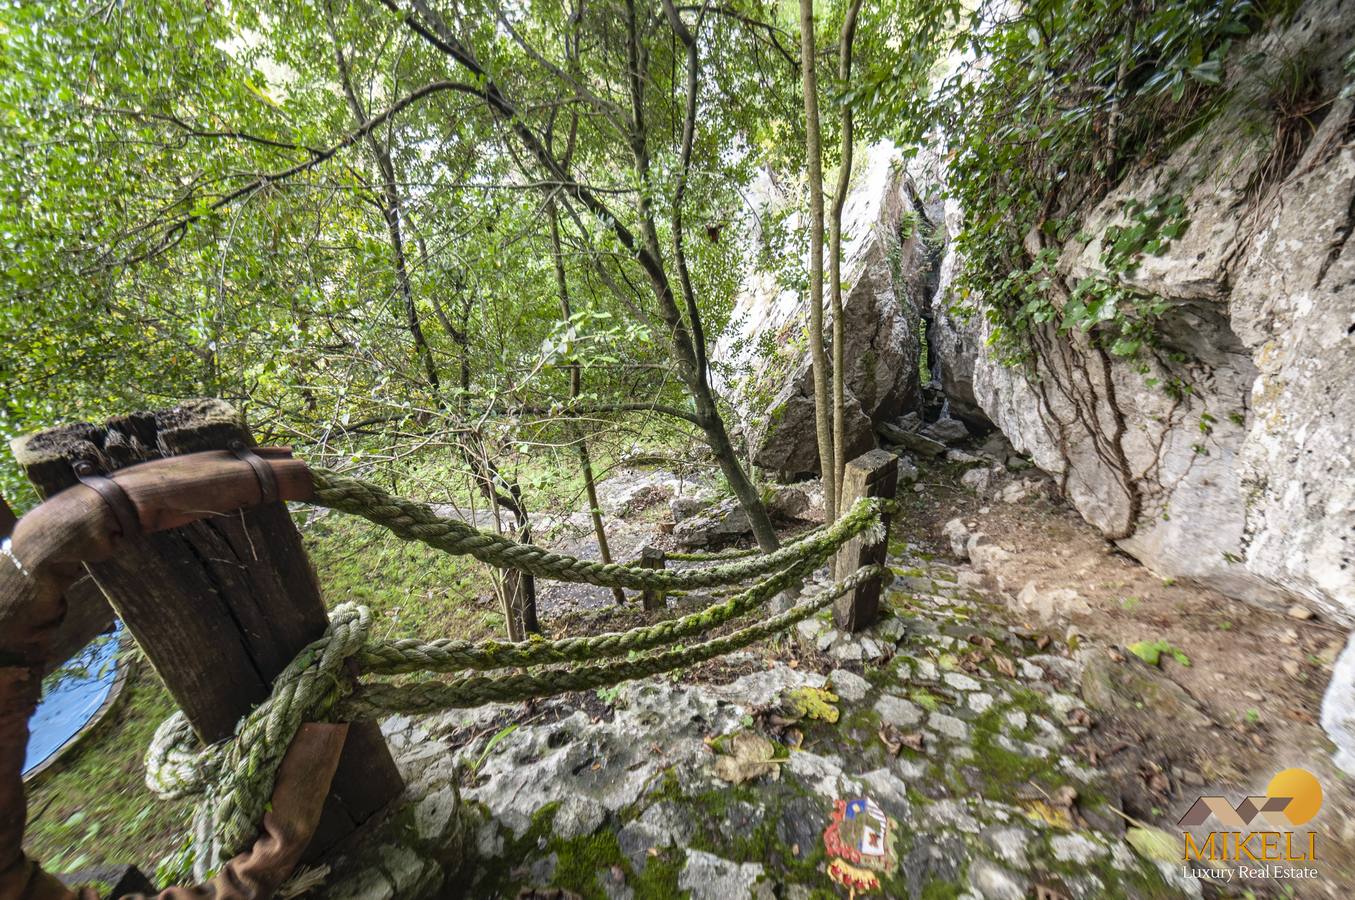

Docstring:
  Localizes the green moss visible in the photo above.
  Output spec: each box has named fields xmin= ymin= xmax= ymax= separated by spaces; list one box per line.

xmin=550 ymin=830 xmax=628 ymax=897
xmin=629 ymin=846 xmax=684 ymax=899
xmin=910 ymin=689 xmax=941 ymax=712
xmin=920 ymin=877 xmax=965 ymax=900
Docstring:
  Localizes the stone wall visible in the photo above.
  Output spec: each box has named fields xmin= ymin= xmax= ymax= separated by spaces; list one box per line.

xmin=931 ymin=0 xmax=1353 ymax=624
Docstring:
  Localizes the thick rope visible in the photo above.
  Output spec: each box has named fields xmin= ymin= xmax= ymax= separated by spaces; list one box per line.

xmin=358 ymin=553 xmax=825 ymax=673
xmin=310 ymin=467 xmax=890 ymax=591
xmin=145 ymin=563 xmax=890 ymax=873
xmin=341 ymin=564 xmax=888 ymax=716
xmin=664 ymin=545 xmax=761 ymax=561
xmin=146 ymin=605 xmax=372 ymax=876
xmin=142 ymin=470 xmax=895 ymax=876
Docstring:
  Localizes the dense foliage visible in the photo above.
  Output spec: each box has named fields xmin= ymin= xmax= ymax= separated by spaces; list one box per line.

xmin=895 ymin=0 xmax=1298 ymax=364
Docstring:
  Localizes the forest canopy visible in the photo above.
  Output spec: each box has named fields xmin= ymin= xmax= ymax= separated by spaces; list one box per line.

xmin=0 ymin=0 xmax=1283 ymax=516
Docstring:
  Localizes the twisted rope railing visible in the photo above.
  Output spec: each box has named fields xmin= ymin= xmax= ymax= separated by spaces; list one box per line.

xmin=142 ymin=468 xmax=896 ymax=878
xmin=311 ymin=468 xmax=888 ymax=590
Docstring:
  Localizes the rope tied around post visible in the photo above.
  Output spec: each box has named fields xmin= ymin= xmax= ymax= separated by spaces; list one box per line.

xmin=146 ymin=605 xmax=373 ymax=877
xmin=145 ymin=562 xmax=891 ymax=877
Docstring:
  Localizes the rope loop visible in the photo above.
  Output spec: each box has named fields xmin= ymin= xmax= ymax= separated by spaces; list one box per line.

xmin=141 ymin=467 xmax=898 ymax=878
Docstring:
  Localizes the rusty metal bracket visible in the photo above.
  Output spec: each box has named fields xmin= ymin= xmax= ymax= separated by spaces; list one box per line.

xmin=72 ymin=460 xmax=141 ymax=539
xmin=229 ymin=440 xmax=280 ymax=505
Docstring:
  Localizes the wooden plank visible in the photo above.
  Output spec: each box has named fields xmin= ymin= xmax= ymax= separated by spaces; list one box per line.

xmin=639 ymin=546 xmax=667 ymax=610
xmin=832 ymin=449 xmax=899 ymax=632
xmin=11 ymin=400 xmax=403 ymax=861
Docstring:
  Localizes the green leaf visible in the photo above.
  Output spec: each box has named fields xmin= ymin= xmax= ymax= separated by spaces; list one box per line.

xmin=1128 ymin=639 xmax=1191 ymax=667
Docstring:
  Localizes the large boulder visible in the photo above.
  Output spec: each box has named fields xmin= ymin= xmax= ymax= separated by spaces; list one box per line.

xmin=928 ymin=0 xmax=1354 ymax=765
xmin=714 ymin=144 xmax=939 ymax=477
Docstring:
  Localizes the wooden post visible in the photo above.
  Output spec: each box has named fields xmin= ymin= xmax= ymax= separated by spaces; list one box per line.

xmin=10 ymin=400 xmax=403 ymax=861
xmin=3 ymin=495 xmax=117 ymax=676
xmin=832 ymin=449 xmax=898 ymax=632
xmin=639 ymin=546 xmax=666 ymax=610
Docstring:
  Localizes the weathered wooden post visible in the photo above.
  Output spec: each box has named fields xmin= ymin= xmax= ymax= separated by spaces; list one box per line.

xmin=832 ymin=449 xmax=899 ymax=632
xmin=11 ymin=400 xmax=403 ymax=860
xmin=638 ymin=546 xmax=666 ymax=610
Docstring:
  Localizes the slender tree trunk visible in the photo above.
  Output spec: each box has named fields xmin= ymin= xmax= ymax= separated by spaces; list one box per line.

xmin=799 ymin=0 xmax=836 ymax=520
xmin=829 ymin=0 xmax=864 ymax=520
xmin=326 ymin=6 xmax=539 ymax=631
xmin=550 ymin=202 xmax=627 ymax=605
xmin=624 ymin=0 xmax=780 ymax=551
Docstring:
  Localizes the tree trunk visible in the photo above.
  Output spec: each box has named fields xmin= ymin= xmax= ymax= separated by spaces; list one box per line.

xmin=327 ymin=13 xmax=538 ymax=633
xmin=549 ymin=202 xmax=627 ymax=605
xmin=397 ymin=0 xmax=781 ymax=551
xmin=829 ymin=0 xmax=865 ymax=520
xmin=799 ymin=0 xmax=836 ymax=520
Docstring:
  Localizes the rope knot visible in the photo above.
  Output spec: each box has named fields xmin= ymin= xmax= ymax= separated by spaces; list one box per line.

xmin=145 ymin=603 xmax=373 ymax=878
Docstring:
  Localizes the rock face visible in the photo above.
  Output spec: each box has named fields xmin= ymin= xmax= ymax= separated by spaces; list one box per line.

xmin=715 ymin=144 xmax=938 ymax=477
xmin=931 ymin=0 xmax=1353 ymax=623
xmin=927 ymin=0 xmax=1354 ymax=766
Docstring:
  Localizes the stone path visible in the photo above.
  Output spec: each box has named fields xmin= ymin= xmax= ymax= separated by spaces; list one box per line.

xmin=317 ymin=535 xmax=1203 ymax=899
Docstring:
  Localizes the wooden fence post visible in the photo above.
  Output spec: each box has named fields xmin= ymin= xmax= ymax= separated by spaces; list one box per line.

xmin=832 ymin=449 xmax=898 ymax=632
xmin=638 ymin=546 xmax=666 ymax=610
xmin=10 ymin=400 xmax=404 ymax=861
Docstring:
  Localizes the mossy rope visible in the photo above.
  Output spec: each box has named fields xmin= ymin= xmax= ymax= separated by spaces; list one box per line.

xmin=144 ymin=468 xmax=896 ymax=877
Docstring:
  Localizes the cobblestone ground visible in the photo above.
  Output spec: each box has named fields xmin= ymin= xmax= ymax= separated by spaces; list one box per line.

xmin=317 ymin=534 xmax=1203 ymax=899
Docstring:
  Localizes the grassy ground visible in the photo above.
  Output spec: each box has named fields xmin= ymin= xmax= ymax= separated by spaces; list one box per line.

xmin=22 ymin=655 xmax=192 ymax=876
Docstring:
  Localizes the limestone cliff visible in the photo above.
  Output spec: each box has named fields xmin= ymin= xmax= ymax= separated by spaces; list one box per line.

xmin=713 ymin=145 xmax=937 ymax=478
xmin=933 ymin=0 xmax=1353 ymax=622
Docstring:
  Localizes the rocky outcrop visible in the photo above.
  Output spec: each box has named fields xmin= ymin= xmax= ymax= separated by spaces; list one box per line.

xmin=932 ymin=0 xmax=1353 ymax=621
xmin=928 ymin=0 xmax=1354 ymax=767
xmin=715 ymin=145 xmax=937 ymax=477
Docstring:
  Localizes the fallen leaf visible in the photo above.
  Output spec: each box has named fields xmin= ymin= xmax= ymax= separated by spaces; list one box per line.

xmin=1126 ymin=825 xmax=1180 ymax=865
xmin=712 ymin=731 xmax=783 ymax=784
xmin=880 ymin=723 xmax=926 ymax=753
xmin=1050 ymin=785 xmax=1078 ymax=808
xmin=1066 ymin=708 xmax=1092 ymax=727
xmin=787 ymin=686 xmax=840 ymax=723
xmin=1035 ymin=635 xmax=1052 ymax=651
xmin=1022 ymin=800 xmax=1073 ymax=829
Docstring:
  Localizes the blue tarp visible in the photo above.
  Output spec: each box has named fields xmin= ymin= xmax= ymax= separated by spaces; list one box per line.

xmin=24 ymin=622 xmax=123 ymax=775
